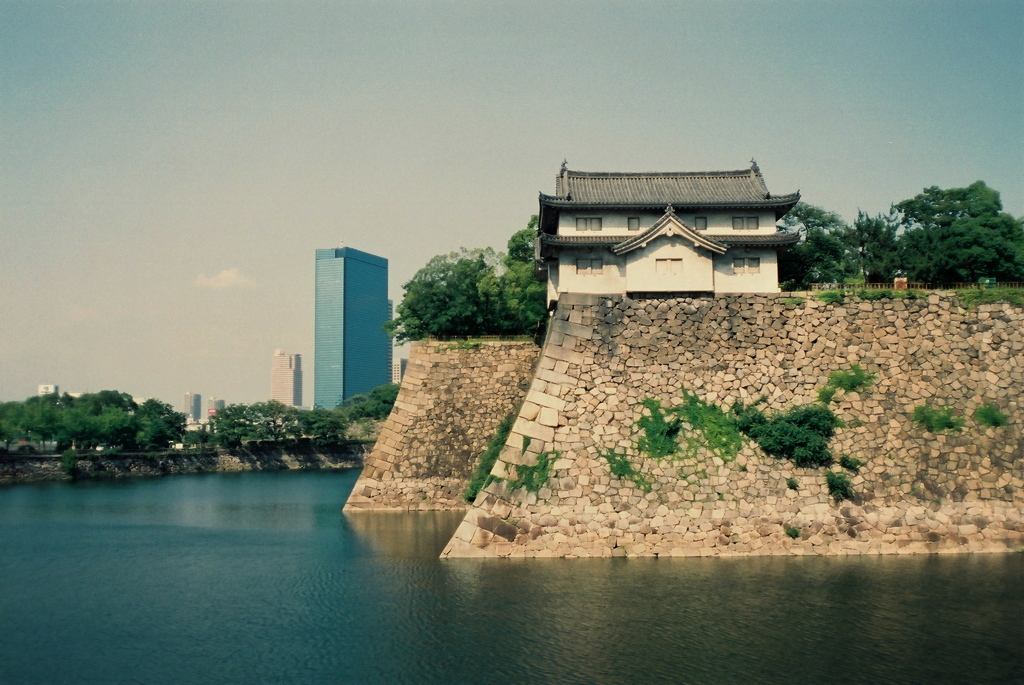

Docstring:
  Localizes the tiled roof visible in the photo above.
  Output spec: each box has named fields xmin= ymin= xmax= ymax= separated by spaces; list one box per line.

xmin=538 ymin=228 xmax=800 ymax=253
xmin=710 ymin=232 xmax=801 ymax=247
xmin=542 ymin=162 xmax=799 ymax=209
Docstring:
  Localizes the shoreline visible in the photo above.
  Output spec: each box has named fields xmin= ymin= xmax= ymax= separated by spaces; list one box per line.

xmin=0 ymin=443 xmax=369 ymax=485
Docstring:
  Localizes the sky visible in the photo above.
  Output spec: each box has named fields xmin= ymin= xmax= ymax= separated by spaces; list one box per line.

xmin=2 ymin=0 xmax=1022 ymax=408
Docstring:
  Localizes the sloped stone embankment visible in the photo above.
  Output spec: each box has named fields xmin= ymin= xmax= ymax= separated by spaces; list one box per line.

xmin=343 ymin=340 xmax=539 ymax=511
xmin=442 ymin=292 xmax=1023 ymax=557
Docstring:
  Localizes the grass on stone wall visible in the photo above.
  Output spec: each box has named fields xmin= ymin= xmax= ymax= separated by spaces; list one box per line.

xmin=825 ymin=471 xmax=854 ymax=501
xmin=676 ymin=391 xmax=744 ymax=462
xmin=839 ymin=454 xmax=865 ymax=473
xmin=973 ymin=403 xmax=1009 ymax=428
xmin=463 ymin=413 xmax=515 ymax=503
xmin=912 ymin=404 xmax=965 ymax=433
xmin=636 ymin=398 xmax=683 ymax=459
xmin=955 ymin=288 xmax=1024 ymax=309
xmin=785 ymin=525 xmax=801 ymax=539
xmin=601 ymin=448 xmax=653 ymax=493
xmin=817 ymin=363 xmax=875 ymax=404
xmin=507 ymin=450 xmax=558 ymax=493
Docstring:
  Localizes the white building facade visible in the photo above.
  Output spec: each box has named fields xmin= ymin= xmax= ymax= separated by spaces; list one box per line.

xmin=271 ymin=350 xmax=303 ymax=407
xmin=536 ymin=162 xmax=800 ymax=306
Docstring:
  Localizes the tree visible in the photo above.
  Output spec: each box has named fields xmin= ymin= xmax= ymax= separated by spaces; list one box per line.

xmin=842 ymin=210 xmax=900 ymax=283
xmin=895 ymin=181 xmax=1024 ymax=283
xmin=385 ymin=248 xmax=503 ymax=342
xmin=498 ymin=217 xmax=548 ymax=338
xmin=246 ymin=401 xmax=301 ymax=443
xmin=136 ymin=399 xmax=187 ymax=450
xmin=777 ymin=202 xmax=851 ymax=290
xmin=299 ymin=408 xmax=349 ymax=447
xmin=341 ymin=383 xmax=400 ymax=420
xmin=384 ymin=219 xmax=547 ymax=342
xmin=209 ymin=404 xmax=252 ymax=448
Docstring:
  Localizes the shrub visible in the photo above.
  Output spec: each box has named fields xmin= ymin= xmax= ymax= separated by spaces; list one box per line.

xmin=732 ymin=402 xmax=842 ymax=467
xmin=856 ymin=289 xmax=892 ymax=301
xmin=815 ymin=290 xmax=845 ymax=305
xmin=973 ymin=403 xmax=1008 ymax=428
xmin=912 ymin=405 xmax=965 ymax=433
xmin=839 ymin=455 xmax=865 ymax=473
xmin=825 ymin=471 xmax=854 ymax=501
xmin=60 ymin=449 xmax=78 ymax=475
xmin=463 ymin=413 xmax=515 ymax=502
xmin=785 ymin=525 xmax=801 ymax=539
xmin=782 ymin=297 xmax=805 ymax=306
xmin=786 ymin=477 xmax=799 ymax=490
xmin=827 ymin=363 xmax=875 ymax=393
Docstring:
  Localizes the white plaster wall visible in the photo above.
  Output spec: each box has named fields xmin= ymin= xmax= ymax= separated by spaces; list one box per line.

xmin=624 ymin=237 xmax=715 ymax=292
xmin=558 ymin=211 xmax=659 ymax=236
xmin=555 ymin=249 xmax=626 ymax=296
xmin=713 ymin=248 xmax=780 ymax=293
xmin=559 ymin=211 xmax=778 ymax=236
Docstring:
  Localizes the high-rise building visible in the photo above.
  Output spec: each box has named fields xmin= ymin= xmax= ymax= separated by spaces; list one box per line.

xmin=207 ymin=398 xmax=225 ymax=418
xmin=314 ymin=246 xmax=390 ymax=408
xmin=183 ymin=393 xmax=202 ymax=422
xmin=271 ymin=349 xmax=302 ymax=406
xmin=391 ymin=358 xmax=407 ymax=384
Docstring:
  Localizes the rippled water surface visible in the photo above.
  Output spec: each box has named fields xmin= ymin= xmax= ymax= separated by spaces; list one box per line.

xmin=1 ymin=470 xmax=1021 ymax=684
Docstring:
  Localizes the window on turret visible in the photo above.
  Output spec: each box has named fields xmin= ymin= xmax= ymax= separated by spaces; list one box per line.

xmin=628 ymin=217 xmax=640 ymax=231
xmin=732 ymin=216 xmax=758 ymax=230
xmin=694 ymin=217 xmax=707 ymax=230
xmin=733 ymin=257 xmax=761 ymax=274
xmin=656 ymin=258 xmax=683 ymax=275
xmin=576 ymin=217 xmax=602 ymax=231
xmin=576 ymin=258 xmax=604 ymax=275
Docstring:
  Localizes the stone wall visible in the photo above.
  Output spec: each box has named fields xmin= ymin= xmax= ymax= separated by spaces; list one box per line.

xmin=343 ymin=340 xmax=540 ymax=511
xmin=443 ymin=292 xmax=1023 ymax=557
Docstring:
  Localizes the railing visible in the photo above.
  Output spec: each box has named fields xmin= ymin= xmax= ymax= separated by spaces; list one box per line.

xmin=810 ymin=282 xmax=1024 ymax=291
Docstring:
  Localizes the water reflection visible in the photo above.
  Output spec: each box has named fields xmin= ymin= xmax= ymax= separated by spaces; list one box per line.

xmin=345 ymin=509 xmax=466 ymax=558
xmin=1 ymin=471 xmax=1020 ymax=685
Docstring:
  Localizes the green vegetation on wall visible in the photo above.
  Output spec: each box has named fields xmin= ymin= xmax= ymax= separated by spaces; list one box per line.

xmin=508 ymin=450 xmax=558 ymax=493
xmin=973 ymin=403 xmax=1009 ymax=428
xmin=463 ymin=413 xmax=515 ymax=503
xmin=912 ymin=404 xmax=965 ymax=433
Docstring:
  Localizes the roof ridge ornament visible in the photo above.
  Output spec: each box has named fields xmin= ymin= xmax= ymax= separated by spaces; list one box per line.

xmin=750 ymin=158 xmax=762 ymax=176
xmin=561 ymin=159 xmax=568 ymax=173
xmin=664 ymin=204 xmax=675 ymax=215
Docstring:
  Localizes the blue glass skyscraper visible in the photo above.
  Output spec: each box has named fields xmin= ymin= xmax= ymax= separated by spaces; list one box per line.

xmin=314 ymin=247 xmax=390 ymax=408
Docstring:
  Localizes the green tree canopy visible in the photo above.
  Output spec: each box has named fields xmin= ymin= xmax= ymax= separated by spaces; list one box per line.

xmin=778 ymin=202 xmax=852 ymax=290
xmin=385 ymin=218 xmax=547 ymax=342
xmin=843 ymin=210 xmax=900 ymax=283
xmin=895 ymin=181 xmax=1024 ymax=283
xmin=341 ymin=383 xmax=400 ymax=419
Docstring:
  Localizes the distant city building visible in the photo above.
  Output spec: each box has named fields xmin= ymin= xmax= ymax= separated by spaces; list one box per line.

xmin=183 ymin=393 xmax=202 ymax=422
xmin=391 ymin=358 xmax=407 ymax=385
xmin=38 ymin=384 xmax=59 ymax=396
xmin=207 ymin=398 xmax=225 ymax=417
xmin=314 ymin=246 xmax=390 ymax=408
xmin=271 ymin=349 xmax=303 ymax=406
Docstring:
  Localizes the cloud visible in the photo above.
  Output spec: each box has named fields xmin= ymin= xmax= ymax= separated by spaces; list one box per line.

xmin=193 ymin=268 xmax=253 ymax=290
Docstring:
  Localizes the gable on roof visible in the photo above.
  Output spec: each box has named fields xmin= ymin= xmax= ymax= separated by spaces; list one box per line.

xmin=612 ymin=207 xmax=727 ymax=256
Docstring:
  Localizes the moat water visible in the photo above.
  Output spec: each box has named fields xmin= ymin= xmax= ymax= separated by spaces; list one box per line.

xmin=0 ymin=469 xmax=1020 ymax=684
